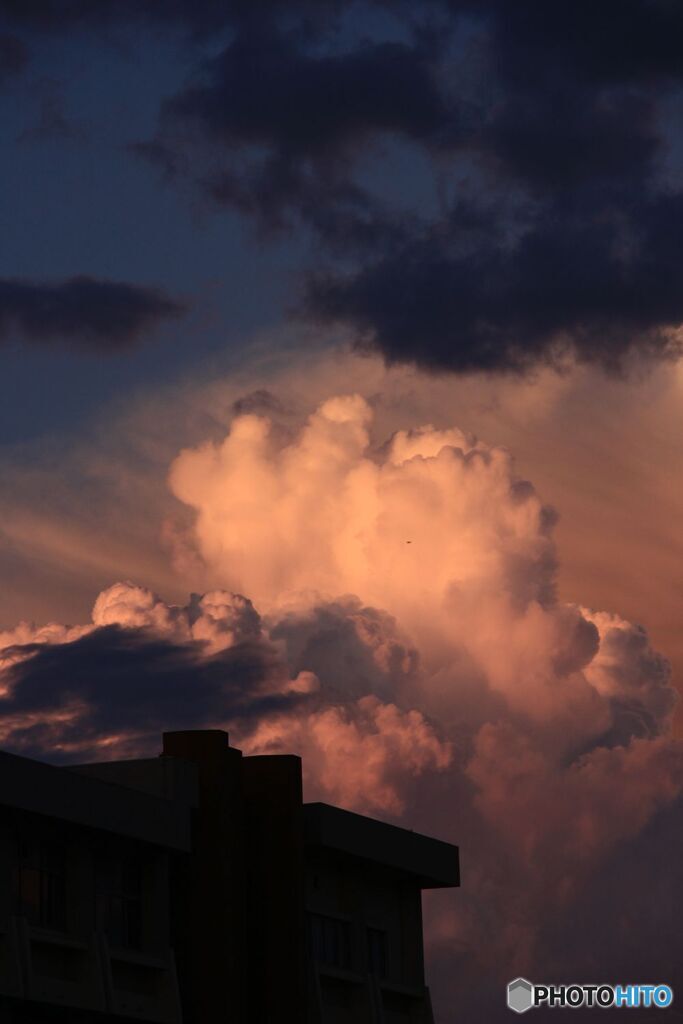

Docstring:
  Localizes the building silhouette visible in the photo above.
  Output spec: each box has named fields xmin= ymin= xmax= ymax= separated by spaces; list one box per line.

xmin=0 ymin=730 xmax=459 ymax=1023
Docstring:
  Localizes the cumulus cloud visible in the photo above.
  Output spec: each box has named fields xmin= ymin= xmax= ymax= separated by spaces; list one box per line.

xmin=168 ymin=395 xmax=557 ymax=621
xmin=0 ymin=580 xmax=449 ymax=817
xmin=246 ymin=696 xmax=451 ymax=816
xmin=0 ymin=582 xmax=314 ymax=760
xmin=269 ymin=596 xmax=418 ymax=704
xmin=166 ymin=395 xmax=678 ymax=734
xmin=0 ymin=393 xmax=680 ymax=1019
xmin=0 ymin=276 xmax=185 ymax=350
xmin=581 ymin=608 xmax=677 ymax=745
xmin=166 ymin=393 xmax=680 ymax=1017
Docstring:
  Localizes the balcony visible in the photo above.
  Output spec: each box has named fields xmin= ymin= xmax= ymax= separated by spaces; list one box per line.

xmin=0 ymin=917 xmax=181 ymax=1022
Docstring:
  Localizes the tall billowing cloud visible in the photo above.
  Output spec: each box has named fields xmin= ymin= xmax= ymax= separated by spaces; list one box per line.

xmin=0 ymin=394 xmax=680 ymax=1019
xmin=168 ymin=396 xmax=555 ymax=618
xmin=165 ymin=394 xmax=683 ymax=1012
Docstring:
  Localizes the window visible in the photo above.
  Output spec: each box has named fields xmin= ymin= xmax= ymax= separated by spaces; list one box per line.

xmin=96 ymin=857 xmax=142 ymax=949
xmin=367 ymin=927 xmax=387 ymax=977
xmin=17 ymin=839 xmax=66 ymax=930
xmin=308 ymin=913 xmax=352 ymax=970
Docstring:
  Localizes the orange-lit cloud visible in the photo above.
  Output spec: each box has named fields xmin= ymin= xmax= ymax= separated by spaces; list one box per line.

xmin=1 ymin=343 xmax=680 ymax=722
xmin=1 ymin=386 xmax=680 ymax=1018
xmin=164 ymin=390 xmax=683 ymax=1004
xmin=0 ymin=351 xmax=681 ymax=1019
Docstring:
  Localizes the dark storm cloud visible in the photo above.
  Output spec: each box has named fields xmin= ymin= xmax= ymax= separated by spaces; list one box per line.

xmin=4 ymin=0 xmax=683 ymax=371
xmin=477 ymin=0 xmax=683 ymax=87
xmin=166 ymin=29 xmax=447 ymax=158
xmin=145 ymin=26 xmax=451 ymax=236
xmin=133 ymin=1 xmax=683 ymax=374
xmin=0 ymin=276 xmax=186 ymax=350
xmin=0 ymin=625 xmax=310 ymax=762
xmin=307 ymin=191 xmax=683 ymax=373
xmin=297 ymin=0 xmax=683 ymax=372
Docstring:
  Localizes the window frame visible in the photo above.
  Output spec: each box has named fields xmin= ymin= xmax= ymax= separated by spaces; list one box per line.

xmin=366 ymin=925 xmax=388 ymax=978
xmin=308 ymin=911 xmax=354 ymax=971
xmin=16 ymin=837 xmax=67 ymax=932
xmin=95 ymin=853 xmax=144 ymax=950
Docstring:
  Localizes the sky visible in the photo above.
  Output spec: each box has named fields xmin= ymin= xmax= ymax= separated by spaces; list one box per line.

xmin=0 ymin=2 xmax=682 ymax=1020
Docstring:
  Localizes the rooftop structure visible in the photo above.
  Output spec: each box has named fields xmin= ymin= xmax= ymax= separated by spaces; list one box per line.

xmin=0 ymin=730 xmax=459 ymax=1023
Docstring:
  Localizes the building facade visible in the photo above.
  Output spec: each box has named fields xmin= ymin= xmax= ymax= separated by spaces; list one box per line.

xmin=0 ymin=730 xmax=459 ymax=1023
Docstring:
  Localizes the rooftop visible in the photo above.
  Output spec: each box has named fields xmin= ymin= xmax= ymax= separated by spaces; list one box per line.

xmin=304 ymin=802 xmax=459 ymax=889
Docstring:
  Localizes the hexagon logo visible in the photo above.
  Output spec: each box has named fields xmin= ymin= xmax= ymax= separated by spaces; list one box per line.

xmin=507 ymin=978 xmax=534 ymax=1013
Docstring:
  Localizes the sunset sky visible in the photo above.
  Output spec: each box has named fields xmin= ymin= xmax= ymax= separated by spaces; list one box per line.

xmin=0 ymin=3 xmax=681 ymax=1020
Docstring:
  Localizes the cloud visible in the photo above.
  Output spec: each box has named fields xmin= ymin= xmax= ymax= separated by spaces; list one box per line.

xmin=0 ymin=582 xmax=315 ymax=761
xmin=143 ymin=25 xmax=451 ymax=236
xmin=164 ymin=393 xmax=681 ymax=1016
xmin=0 ymin=370 xmax=681 ymax=1017
xmin=581 ymin=608 xmax=676 ymax=745
xmin=0 ymin=275 xmax=185 ymax=350
xmin=269 ymin=596 xmax=419 ymax=704
xmin=476 ymin=0 xmax=683 ymax=88
xmin=166 ymin=394 xmax=677 ymax=734
xmin=247 ymin=695 xmax=452 ymax=815
xmin=5 ymin=1 xmax=682 ymax=372
xmin=125 ymin=1 xmax=683 ymax=374
xmin=306 ymin=193 xmax=683 ymax=373
xmin=0 ymin=580 xmax=448 ymax=819
xmin=166 ymin=394 xmax=560 ymax=630
xmin=0 ymin=626 xmax=297 ymax=760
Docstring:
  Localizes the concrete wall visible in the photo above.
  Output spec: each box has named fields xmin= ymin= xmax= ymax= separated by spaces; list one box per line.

xmin=0 ymin=808 xmax=181 ymax=1022
xmin=305 ymin=853 xmax=434 ymax=1024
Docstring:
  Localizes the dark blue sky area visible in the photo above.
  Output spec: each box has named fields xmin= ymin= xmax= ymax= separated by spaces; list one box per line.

xmin=0 ymin=28 xmax=303 ymax=440
xmin=1 ymin=1 xmax=681 ymax=440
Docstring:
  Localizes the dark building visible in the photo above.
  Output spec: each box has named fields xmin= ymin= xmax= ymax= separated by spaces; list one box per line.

xmin=0 ymin=730 xmax=459 ymax=1023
